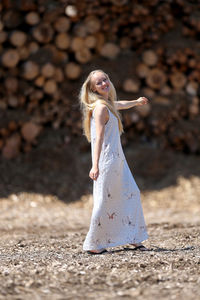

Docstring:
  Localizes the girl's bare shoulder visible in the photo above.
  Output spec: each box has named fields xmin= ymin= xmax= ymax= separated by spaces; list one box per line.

xmin=95 ymin=101 xmax=107 ymax=112
xmin=94 ymin=101 xmax=109 ymax=120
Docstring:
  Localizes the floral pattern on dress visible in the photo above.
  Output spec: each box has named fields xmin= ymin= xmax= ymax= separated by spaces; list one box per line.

xmin=107 ymin=212 xmax=117 ymax=219
xmin=122 ymin=216 xmax=136 ymax=227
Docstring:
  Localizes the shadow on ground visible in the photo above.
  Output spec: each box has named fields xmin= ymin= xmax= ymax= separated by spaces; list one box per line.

xmin=0 ymin=127 xmax=200 ymax=203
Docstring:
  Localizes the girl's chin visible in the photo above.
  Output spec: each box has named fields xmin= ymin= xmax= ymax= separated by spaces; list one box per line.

xmin=101 ymin=88 xmax=109 ymax=94
xmin=101 ymin=92 xmax=109 ymax=97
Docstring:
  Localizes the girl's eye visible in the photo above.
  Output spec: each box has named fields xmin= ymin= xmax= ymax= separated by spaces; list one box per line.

xmin=97 ymin=78 xmax=107 ymax=85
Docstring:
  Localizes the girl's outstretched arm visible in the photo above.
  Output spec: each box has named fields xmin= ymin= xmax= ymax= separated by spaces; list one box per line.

xmin=115 ymin=97 xmax=149 ymax=110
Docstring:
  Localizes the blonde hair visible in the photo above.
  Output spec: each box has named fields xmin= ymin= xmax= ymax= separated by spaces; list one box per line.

xmin=79 ymin=69 xmax=124 ymax=142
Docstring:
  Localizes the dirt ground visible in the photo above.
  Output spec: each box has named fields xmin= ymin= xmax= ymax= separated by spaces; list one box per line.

xmin=0 ymin=133 xmax=200 ymax=300
xmin=0 ymin=169 xmax=200 ymax=300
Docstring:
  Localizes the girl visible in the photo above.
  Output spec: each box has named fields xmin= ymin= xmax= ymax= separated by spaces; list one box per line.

xmin=79 ymin=70 xmax=149 ymax=254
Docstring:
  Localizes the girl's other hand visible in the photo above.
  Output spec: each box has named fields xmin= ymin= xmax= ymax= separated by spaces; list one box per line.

xmin=89 ymin=166 xmax=99 ymax=181
xmin=137 ymin=97 xmax=149 ymax=105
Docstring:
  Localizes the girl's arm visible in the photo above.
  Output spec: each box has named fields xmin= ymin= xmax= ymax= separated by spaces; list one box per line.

xmin=89 ymin=104 xmax=108 ymax=181
xmin=115 ymin=97 xmax=148 ymax=110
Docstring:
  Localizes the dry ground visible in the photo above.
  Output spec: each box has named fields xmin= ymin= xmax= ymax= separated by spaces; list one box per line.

xmin=0 ymin=173 xmax=200 ymax=300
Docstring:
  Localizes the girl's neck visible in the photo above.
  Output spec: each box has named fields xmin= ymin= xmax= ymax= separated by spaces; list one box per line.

xmin=102 ymin=94 xmax=109 ymax=101
xmin=96 ymin=91 xmax=109 ymax=101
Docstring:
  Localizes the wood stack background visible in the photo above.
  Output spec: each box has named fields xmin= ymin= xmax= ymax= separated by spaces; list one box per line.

xmin=0 ymin=0 xmax=200 ymax=159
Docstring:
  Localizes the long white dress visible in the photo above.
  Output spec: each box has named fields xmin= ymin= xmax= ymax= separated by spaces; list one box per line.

xmin=83 ymin=106 xmax=148 ymax=251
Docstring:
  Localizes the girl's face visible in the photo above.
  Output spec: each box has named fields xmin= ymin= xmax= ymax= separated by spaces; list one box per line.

xmin=90 ymin=72 xmax=110 ymax=99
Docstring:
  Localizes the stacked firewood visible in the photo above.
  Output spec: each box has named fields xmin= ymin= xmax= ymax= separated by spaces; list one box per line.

xmin=122 ymin=46 xmax=200 ymax=153
xmin=0 ymin=0 xmax=200 ymax=158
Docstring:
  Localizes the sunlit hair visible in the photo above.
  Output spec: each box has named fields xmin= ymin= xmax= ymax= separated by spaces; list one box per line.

xmin=79 ymin=69 xmax=124 ymax=142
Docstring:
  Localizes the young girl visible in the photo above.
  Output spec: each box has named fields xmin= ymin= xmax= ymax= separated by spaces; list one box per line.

xmin=79 ymin=70 xmax=149 ymax=254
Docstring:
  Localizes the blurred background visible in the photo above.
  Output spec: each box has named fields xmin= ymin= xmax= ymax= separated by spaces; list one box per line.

xmin=0 ymin=0 xmax=200 ymax=205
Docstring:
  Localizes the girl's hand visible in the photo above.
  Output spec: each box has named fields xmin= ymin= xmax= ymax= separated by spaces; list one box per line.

xmin=137 ymin=97 xmax=149 ymax=106
xmin=89 ymin=165 xmax=99 ymax=181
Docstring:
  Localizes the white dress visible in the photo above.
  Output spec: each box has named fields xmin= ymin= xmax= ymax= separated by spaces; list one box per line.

xmin=83 ymin=106 xmax=148 ymax=251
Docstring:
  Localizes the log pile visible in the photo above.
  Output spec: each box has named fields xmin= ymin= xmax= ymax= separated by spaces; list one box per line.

xmin=0 ymin=0 xmax=200 ymax=158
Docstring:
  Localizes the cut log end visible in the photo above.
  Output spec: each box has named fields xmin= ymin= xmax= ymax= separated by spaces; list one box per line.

xmin=123 ymin=78 xmax=140 ymax=93
xmin=65 ymin=62 xmax=82 ymax=80
xmin=100 ymin=43 xmax=120 ymax=59
xmin=2 ymin=134 xmax=21 ymax=159
xmin=2 ymin=49 xmax=20 ymax=68
xmin=21 ymin=122 xmax=42 ymax=143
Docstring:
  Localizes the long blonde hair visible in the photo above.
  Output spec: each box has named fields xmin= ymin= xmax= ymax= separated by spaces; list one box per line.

xmin=79 ymin=70 xmax=124 ymax=142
